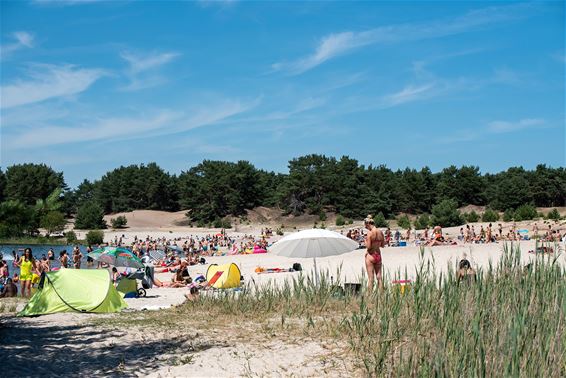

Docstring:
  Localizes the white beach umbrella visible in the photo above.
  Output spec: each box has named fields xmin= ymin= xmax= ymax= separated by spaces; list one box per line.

xmin=270 ymin=228 xmax=359 ymax=283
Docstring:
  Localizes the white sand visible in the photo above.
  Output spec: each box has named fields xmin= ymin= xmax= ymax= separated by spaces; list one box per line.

xmin=4 ymin=211 xmax=566 ymax=377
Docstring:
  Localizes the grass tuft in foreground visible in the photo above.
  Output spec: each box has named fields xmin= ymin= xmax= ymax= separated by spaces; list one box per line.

xmin=103 ymin=243 xmax=565 ymax=376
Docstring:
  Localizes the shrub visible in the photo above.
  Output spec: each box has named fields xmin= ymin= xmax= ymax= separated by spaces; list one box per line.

xmin=414 ymin=214 xmax=431 ymax=230
xmin=213 ymin=218 xmax=231 ymax=229
xmin=319 ymin=222 xmax=326 ymax=229
xmin=110 ymin=215 xmax=128 ymax=229
xmin=85 ymin=230 xmax=104 ymax=245
xmin=319 ymin=212 xmax=327 ymax=221
xmin=465 ymin=211 xmax=480 ymax=223
xmin=40 ymin=210 xmax=66 ymax=235
xmin=276 ymin=228 xmax=284 ymax=236
xmin=514 ymin=204 xmax=537 ymax=221
xmin=336 ymin=214 xmax=346 ymax=226
xmin=347 ymin=219 xmax=354 ymax=225
xmin=374 ymin=212 xmax=389 ymax=228
xmin=75 ymin=201 xmax=106 ymax=229
xmin=65 ymin=230 xmax=78 ymax=244
xmin=503 ymin=209 xmax=514 ymax=222
xmin=431 ymin=199 xmax=464 ymax=227
xmin=397 ymin=214 xmax=411 ymax=229
xmin=546 ymin=208 xmax=561 ymax=221
xmin=482 ymin=208 xmax=499 ymax=222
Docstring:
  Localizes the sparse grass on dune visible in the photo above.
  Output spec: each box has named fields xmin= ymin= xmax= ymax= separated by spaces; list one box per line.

xmin=99 ymin=243 xmax=565 ymax=376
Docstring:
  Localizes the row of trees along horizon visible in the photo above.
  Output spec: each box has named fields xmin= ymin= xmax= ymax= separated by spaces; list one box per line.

xmin=0 ymin=155 xmax=565 ymax=238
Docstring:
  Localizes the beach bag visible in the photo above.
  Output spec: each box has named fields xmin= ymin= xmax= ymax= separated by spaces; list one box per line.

xmin=292 ymin=263 xmax=302 ymax=272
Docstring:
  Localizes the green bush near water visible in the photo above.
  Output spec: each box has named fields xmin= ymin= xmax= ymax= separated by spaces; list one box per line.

xmin=85 ymin=230 xmax=104 ymax=245
xmin=335 ymin=214 xmax=345 ymax=226
xmin=65 ymin=230 xmax=78 ymax=244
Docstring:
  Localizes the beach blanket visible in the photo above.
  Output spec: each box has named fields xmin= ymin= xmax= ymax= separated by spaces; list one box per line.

xmin=255 ymin=267 xmax=292 ymax=274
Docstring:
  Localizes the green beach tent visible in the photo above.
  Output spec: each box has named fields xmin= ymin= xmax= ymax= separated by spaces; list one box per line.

xmin=18 ymin=269 xmax=127 ymax=317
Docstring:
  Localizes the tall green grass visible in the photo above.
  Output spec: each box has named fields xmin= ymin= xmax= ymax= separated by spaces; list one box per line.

xmin=113 ymin=243 xmax=565 ymax=376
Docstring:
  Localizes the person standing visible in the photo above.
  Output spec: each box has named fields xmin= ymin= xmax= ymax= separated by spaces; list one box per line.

xmin=364 ymin=215 xmax=385 ymax=294
xmin=15 ymin=248 xmax=38 ymax=298
xmin=73 ymin=246 xmax=83 ymax=269
xmin=59 ymin=250 xmax=69 ymax=268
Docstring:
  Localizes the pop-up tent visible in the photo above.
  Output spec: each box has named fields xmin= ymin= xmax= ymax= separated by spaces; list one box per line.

xmin=18 ymin=269 xmax=127 ymax=317
xmin=206 ymin=263 xmax=242 ymax=289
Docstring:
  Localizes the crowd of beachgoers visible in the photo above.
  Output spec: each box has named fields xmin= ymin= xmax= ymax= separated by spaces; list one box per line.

xmin=346 ymin=222 xmax=565 ymax=247
xmin=1 ymin=221 xmax=564 ymax=300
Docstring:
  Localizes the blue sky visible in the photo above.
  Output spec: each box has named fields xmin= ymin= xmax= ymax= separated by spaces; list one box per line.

xmin=1 ymin=1 xmax=564 ymax=187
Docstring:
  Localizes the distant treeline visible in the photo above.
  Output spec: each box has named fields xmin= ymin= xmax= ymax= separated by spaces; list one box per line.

xmin=0 ymin=156 xmax=565 ymax=235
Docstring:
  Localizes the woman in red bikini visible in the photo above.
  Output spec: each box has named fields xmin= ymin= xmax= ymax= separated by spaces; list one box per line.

xmin=364 ymin=215 xmax=385 ymax=294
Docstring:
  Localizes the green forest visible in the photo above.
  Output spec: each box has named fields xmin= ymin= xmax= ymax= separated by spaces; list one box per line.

xmin=0 ymin=155 xmax=565 ymax=237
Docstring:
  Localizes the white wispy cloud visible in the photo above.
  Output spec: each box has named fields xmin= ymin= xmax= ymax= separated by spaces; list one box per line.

xmin=487 ymin=118 xmax=545 ymax=133
xmin=1 ymin=31 xmax=35 ymax=59
xmin=0 ymin=64 xmax=105 ymax=109
xmin=380 ymin=84 xmax=436 ymax=107
xmin=436 ymin=118 xmax=547 ymax=145
xmin=120 ymin=50 xmax=180 ymax=91
xmin=4 ymin=97 xmax=259 ymax=149
xmin=121 ymin=51 xmax=180 ymax=74
xmin=273 ymin=3 xmax=531 ymax=75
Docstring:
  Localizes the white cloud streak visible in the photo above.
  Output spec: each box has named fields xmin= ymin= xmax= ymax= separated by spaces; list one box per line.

xmin=487 ymin=118 xmax=545 ymax=133
xmin=380 ymin=84 xmax=435 ymax=107
xmin=120 ymin=51 xmax=180 ymax=74
xmin=1 ymin=31 xmax=35 ymax=59
xmin=273 ymin=4 xmax=531 ymax=75
xmin=5 ymin=97 xmax=259 ymax=149
xmin=119 ymin=50 xmax=180 ymax=91
xmin=0 ymin=64 xmax=105 ymax=109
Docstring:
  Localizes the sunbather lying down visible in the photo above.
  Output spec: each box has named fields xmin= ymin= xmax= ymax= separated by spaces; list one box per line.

xmin=152 ymin=277 xmax=186 ymax=288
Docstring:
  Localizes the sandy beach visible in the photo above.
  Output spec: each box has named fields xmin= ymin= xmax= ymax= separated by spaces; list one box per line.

xmin=2 ymin=223 xmax=564 ymax=377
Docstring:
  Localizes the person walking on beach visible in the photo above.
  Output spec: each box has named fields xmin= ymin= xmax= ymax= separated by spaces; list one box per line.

xmin=364 ymin=215 xmax=385 ymax=294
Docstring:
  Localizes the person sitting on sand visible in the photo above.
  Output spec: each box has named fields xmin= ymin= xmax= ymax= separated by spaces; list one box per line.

xmin=185 ymin=285 xmax=201 ymax=302
xmin=152 ymin=277 xmax=186 ymax=288
xmin=428 ymin=226 xmax=445 ymax=246
xmin=456 ymin=258 xmax=476 ymax=284
xmin=173 ymin=261 xmax=192 ymax=284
